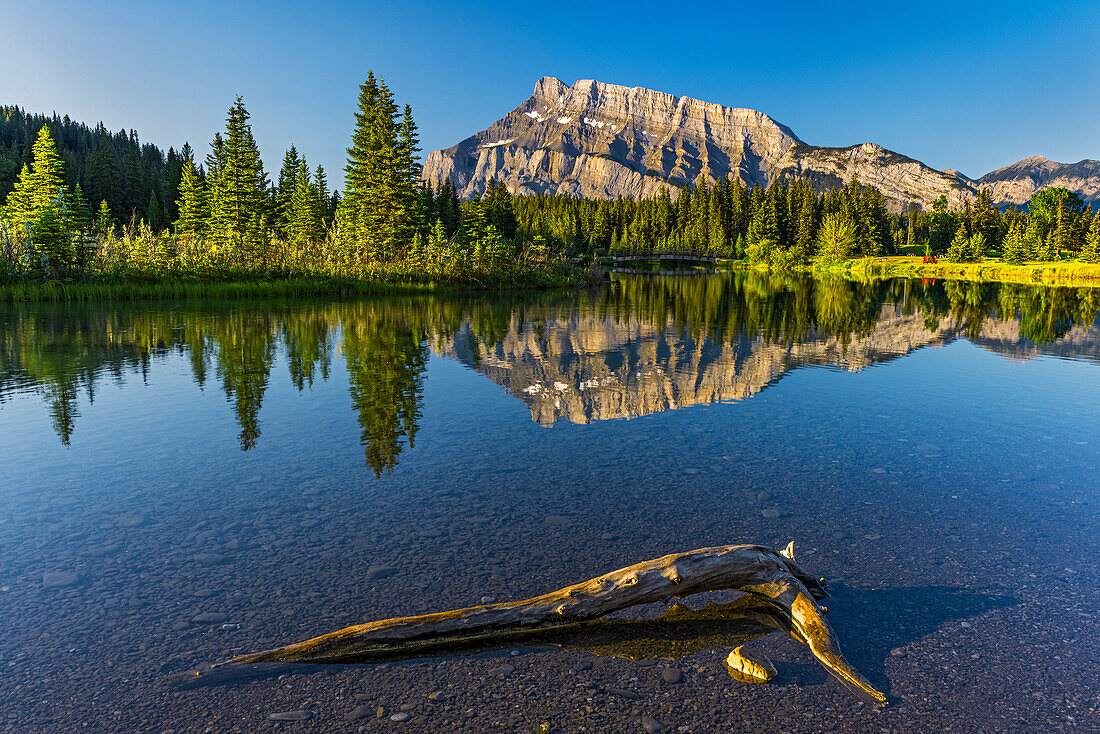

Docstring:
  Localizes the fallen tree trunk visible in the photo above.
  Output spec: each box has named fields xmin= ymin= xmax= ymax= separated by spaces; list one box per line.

xmin=218 ymin=543 xmax=886 ymax=704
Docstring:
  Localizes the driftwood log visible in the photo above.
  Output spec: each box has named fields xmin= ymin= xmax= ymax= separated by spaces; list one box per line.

xmin=216 ymin=543 xmax=886 ymax=704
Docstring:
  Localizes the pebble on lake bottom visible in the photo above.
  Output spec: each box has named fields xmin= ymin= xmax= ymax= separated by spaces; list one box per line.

xmin=268 ymin=710 xmax=312 ymax=721
xmin=390 ymin=712 xmax=411 ymax=722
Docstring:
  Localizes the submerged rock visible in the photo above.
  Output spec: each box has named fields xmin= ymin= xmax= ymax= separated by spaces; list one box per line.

xmin=724 ymin=645 xmax=777 ymax=684
xmin=42 ymin=571 xmax=80 ymax=588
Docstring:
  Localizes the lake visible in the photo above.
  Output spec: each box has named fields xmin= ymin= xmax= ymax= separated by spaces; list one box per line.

xmin=1 ymin=272 xmax=1097 ymax=733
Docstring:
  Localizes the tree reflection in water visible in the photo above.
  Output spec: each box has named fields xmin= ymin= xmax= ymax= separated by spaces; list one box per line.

xmin=1 ymin=273 xmax=1097 ymax=472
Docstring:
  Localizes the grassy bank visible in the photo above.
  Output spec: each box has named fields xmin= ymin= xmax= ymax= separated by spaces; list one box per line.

xmin=0 ymin=270 xmax=592 ymax=303
xmin=818 ymin=256 xmax=1100 ymax=286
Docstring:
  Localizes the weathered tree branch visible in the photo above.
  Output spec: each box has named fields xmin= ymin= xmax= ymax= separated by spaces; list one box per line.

xmin=219 ymin=543 xmax=886 ymax=704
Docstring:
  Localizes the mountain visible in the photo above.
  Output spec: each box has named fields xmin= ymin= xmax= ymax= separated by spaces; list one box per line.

xmin=976 ymin=155 xmax=1100 ymax=207
xmin=422 ymin=77 xmax=1098 ymax=211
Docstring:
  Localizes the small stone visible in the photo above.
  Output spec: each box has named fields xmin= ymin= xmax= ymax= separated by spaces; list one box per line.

xmin=960 ymin=621 xmax=973 ymax=629
xmin=43 ymin=571 xmax=79 ymax=588
xmin=192 ymin=589 xmax=216 ymax=597
xmin=171 ymin=621 xmax=190 ymax=631
xmin=220 ymin=623 xmax=240 ymax=631
xmin=639 ymin=715 xmax=666 ymax=733
xmin=605 ymin=687 xmax=642 ymax=700
xmin=489 ymin=664 xmax=514 ymax=677
xmin=724 ymin=646 xmax=777 ymax=684
xmin=480 ymin=596 xmax=496 ymax=604
xmin=268 ymin=710 xmax=312 ymax=721
xmin=660 ymin=667 xmax=682 ymax=684
xmin=390 ymin=712 xmax=410 ymax=722
xmin=365 ymin=565 xmax=396 ymax=580
xmin=194 ymin=553 xmax=227 ymax=565
xmin=345 ymin=705 xmax=372 ymax=720
xmin=872 ymin=468 xmax=887 ymax=474
xmin=863 ymin=534 xmax=883 ymax=541
xmin=761 ymin=509 xmax=779 ymax=519
xmin=375 ymin=706 xmax=387 ymax=718
xmin=192 ymin=612 xmax=228 ymax=624
xmin=890 ymin=647 xmax=905 ymax=657
xmin=427 ymin=690 xmax=447 ymax=701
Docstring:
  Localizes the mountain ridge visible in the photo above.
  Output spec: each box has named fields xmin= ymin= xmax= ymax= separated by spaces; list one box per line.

xmin=422 ymin=77 xmax=1098 ymax=211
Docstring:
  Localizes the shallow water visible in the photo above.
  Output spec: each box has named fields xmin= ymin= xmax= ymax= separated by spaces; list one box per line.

xmin=1 ymin=272 xmax=1098 ymax=733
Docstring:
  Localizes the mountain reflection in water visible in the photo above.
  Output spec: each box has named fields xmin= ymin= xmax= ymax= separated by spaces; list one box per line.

xmin=2 ymin=272 xmax=1098 ymax=474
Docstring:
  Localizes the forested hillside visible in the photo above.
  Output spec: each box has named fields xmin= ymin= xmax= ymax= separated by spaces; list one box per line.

xmin=0 ymin=107 xmax=186 ymax=231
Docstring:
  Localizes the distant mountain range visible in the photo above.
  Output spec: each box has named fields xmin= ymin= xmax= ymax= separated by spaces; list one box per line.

xmin=422 ymin=77 xmax=1099 ymax=211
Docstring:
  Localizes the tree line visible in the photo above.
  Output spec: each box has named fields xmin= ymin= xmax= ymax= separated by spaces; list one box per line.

xmin=450 ymin=177 xmax=1100 ymax=266
xmin=0 ymin=74 xmax=574 ymax=285
xmin=2 ymin=80 xmax=1099 ymax=283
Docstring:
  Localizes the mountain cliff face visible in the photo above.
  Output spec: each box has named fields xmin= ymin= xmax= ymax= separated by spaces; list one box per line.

xmin=976 ymin=156 xmax=1100 ymax=207
xmin=422 ymin=77 xmax=1098 ymax=211
xmin=422 ymin=77 xmax=976 ymax=211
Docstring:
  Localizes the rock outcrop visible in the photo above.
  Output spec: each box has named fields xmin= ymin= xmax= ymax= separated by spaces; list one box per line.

xmin=976 ymin=155 xmax=1100 ymax=207
xmin=422 ymin=77 xmax=1099 ymax=211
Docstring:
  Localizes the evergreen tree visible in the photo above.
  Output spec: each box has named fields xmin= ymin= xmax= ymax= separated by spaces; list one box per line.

xmin=2 ymin=126 xmax=65 ymax=228
xmin=815 ymin=212 xmax=858 ymax=263
xmin=175 ymin=157 xmax=208 ymax=237
xmin=969 ymin=231 xmax=987 ymax=261
xmin=1082 ymin=211 xmax=1100 ymax=263
xmin=314 ymin=165 xmax=330 ymax=227
xmin=288 ymin=161 xmax=320 ymax=248
xmin=1002 ymin=219 xmax=1027 ymax=264
xmin=96 ymin=199 xmax=113 ymax=238
xmin=945 ymin=224 xmax=971 ymax=262
xmin=275 ymin=145 xmax=301 ymax=233
xmin=30 ymin=203 xmax=71 ymax=274
xmin=207 ymin=97 xmax=269 ymax=262
xmin=146 ymin=189 xmax=163 ymax=231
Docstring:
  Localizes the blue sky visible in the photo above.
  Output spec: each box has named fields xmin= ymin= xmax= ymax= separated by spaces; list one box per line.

xmin=2 ymin=1 xmax=1096 ymax=185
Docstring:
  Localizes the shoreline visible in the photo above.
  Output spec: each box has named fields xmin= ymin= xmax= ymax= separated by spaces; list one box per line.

xmin=814 ymin=256 xmax=1100 ymax=286
xmin=0 ymin=272 xmax=591 ymax=303
xmin=713 ymin=256 xmax=1100 ymax=287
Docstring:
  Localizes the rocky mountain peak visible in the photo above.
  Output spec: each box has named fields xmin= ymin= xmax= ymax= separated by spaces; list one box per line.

xmin=422 ymin=78 xmax=1098 ymax=211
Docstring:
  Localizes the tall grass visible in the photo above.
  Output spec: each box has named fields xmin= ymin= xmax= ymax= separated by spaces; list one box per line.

xmin=0 ymin=223 xmax=596 ymax=302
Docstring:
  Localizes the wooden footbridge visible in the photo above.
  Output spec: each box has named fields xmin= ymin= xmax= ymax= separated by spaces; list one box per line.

xmin=606 ymin=249 xmax=725 ymax=264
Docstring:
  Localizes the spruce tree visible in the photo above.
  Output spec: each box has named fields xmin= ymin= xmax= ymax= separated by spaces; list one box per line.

xmin=1002 ymin=219 xmax=1027 ymax=264
xmin=288 ymin=161 xmax=320 ymax=248
xmin=945 ymin=224 xmax=971 ymax=262
xmin=2 ymin=127 xmax=66 ymax=228
xmin=275 ymin=146 xmax=301 ymax=233
xmin=208 ymin=98 xmax=268 ymax=262
xmin=146 ymin=189 xmax=163 ymax=231
xmin=96 ymin=199 xmax=113 ymax=238
xmin=815 ymin=212 xmax=858 ymax=263
xmin=1082 ymin=211 xmax=1100 ymax=263
xmin=175 ymin=157 xmax=208 ymax=237
xmin=313 ymin=165 xmax=330 ymax=227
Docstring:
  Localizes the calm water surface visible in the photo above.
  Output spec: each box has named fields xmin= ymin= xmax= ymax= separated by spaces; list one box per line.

xmin=1 ymin=273 xmax=1098 ymax=733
